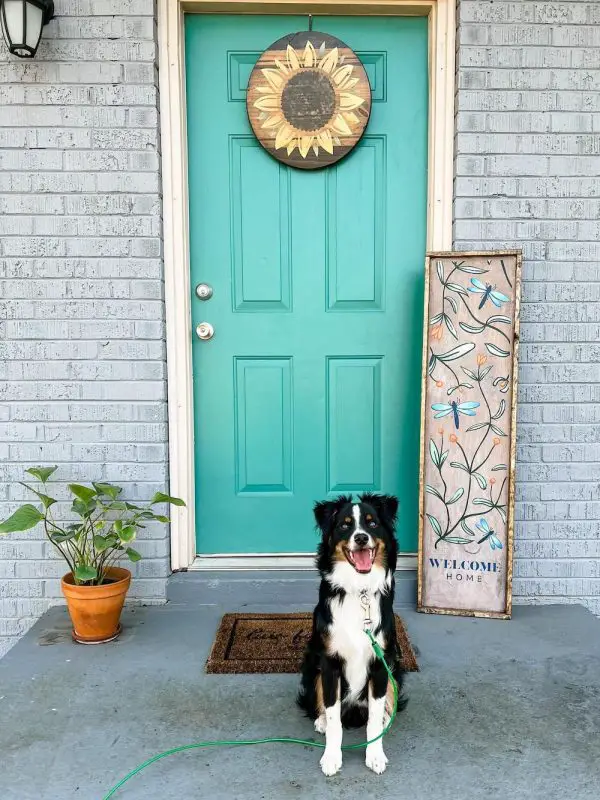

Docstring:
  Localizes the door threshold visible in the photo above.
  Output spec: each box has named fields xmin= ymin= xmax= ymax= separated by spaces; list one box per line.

xmin=190 ymin=553 xmax=418 ymax=571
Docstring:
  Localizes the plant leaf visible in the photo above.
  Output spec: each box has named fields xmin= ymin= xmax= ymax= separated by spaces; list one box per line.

xmin=72 ymin=499 xmax=93 ymax=518
xmin=444 ymin=536 xmax=472 ymax=544
xmin=485 ymin=342 xmax=510 ymax=358
xmin=437 ymin=342 xmax=475 ymax=363
xmin=461 ymin=519 xmax=476 ymax=536
xmin=461 ymin=367 xmax=478 ymax=381
xmin=492 ymin=399 xmax=506 ymax=420
xmin=0 ymin=504 xmax=45 ymax=534
xmin=443 ymin=314 xmax=458 ymax=341
xmin=487 ymin=314 xmax=511 ymax=325
xmin=491 ymin=424 xmax=507 ymax=437
xmin=429 ymin=439 xmax=441 ymax=468
xmin=125 ymin=547 xmax=142 ymax=562
xmin=93 ymin=534 xmax=112 ymax=552
xmin=436 ymin=260 xmax=445 ymax=284
xmin=119 ymin=526 xmax=136 ymax=544
xmin=445 ymin=295 xmax=458 ymax=314
xmin=446 ymin=282 xmax=469 ymax=296
xmin=25 ymin=466 xmax=58 ymax=483
xmin=426 ymin=514 xmax=442 ymax=537
xmin=74 ymin=565 xmax=98 ymax=582
xmin=450 ymin=461 xmax=470 ymax=472
xmin=150 ymin=492 xmax=186 ymax=507
xmin=496 ymin=506 xmax=507 ymax=523
xmin=104 ymin=501 xmax=127 ymax=511
xmin=430 ymin=312 xmax=443 ymax=325
xmin=51 ymin=530 xmax=80 ymax=544
xmin=440 ymin=450 xmax=449 ymax=466
xmin=491 ymin=464 xmax=508 ymax=471
xmin=152 ymin=515 xmax=170 ymax=523
xmin=473 ymin=498 xmax=494 ymax=507
xmin=459 ymin=321 xmax=485 ymax=335
xmin=473 ymin=472 xmax=487 ymax=490
xmin=68 ymin=484 xmax=97 ymax=503
xmin=19 ymin=483 xmax=56 ymax=509
xmin=447 ymin=487 xmax=464 ymax=504
xmin=425 ymin=485 xmax=444 ymax=501
xmin=93 ymin=482 xmax=122 ymax=499
xmin=454 ymin=264 xmax=489 ymax=274
xmin=428 ymin=354 xmax=437 ymax=376
xmin=466 ymin=422 xmax=488 ymax=432
xmin=448 ymin=382 xmax=473 ymax=395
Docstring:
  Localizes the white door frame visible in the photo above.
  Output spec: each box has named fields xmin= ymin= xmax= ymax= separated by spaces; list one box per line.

xmin=158 ymin=0 xmax=456 ymax=571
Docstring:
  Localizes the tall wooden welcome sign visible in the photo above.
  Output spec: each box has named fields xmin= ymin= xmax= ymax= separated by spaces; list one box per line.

xmin=418 ymin=251 xmax=522 ymax=619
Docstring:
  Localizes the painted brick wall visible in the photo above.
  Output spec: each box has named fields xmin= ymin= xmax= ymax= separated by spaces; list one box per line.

xmin=0 ymin=0 xmax=168 ymax=658
xmin=1 ymin=0 xmax=599 ymax=657
xmin=455 ymin=0 xmax=600 ymax=614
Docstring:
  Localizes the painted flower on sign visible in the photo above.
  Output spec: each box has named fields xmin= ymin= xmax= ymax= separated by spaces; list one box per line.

xmin=253 ymin=41 xmax=367 ymax=159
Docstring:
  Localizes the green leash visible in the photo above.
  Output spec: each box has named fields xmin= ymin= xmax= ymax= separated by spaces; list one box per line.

xmin=102 ymin=630 xmax=397 ymax=799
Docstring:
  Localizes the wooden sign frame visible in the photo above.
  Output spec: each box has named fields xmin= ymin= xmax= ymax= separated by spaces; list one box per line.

xmin=417 ymin=251 xmax=522 ymax=619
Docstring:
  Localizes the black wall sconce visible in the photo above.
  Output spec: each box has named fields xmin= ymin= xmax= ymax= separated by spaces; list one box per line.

xmin=0 ymin=0 xmax=54 ymax=58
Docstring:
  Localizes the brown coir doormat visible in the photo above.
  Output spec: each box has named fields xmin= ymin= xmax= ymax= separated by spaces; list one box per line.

xmin=205 ymin=613 xmax=418 ymax=675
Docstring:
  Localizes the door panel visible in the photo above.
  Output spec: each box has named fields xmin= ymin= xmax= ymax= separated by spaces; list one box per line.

xmin=185 ymin=14 xmax=428 ymax=554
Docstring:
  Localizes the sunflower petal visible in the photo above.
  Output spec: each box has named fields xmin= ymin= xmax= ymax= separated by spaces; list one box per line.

xmin=312 ymin=143 xmax=319 ymax=156
xmin=317 ymin=129 xmax=334 ymax=154
xmin=274 ymin=58 xmax=289 ymax=75
xmin=332 ymin=65 xmax=353 ymax=85
xmin=319 ymin=47 xmax=339 ymax=74
xmin=343 ymin=111 xmax=360 ymax=127
xmin=340 ymin=92 xmax=365 ymax=110
xmin=287 ymin=139 xmax=297 ymax=155
xmin=254 ymin=96 xmax=281 ymax=110
xmin=261 ymin=113 xmax=284 ymax=129
xmin=287 ymin=45 xmax=300 ymax=71
xmin=256 ymin=85 xmax=273 ymax=94
xmin=339 ymin=76 xmax=359 ymax=91
xmin=261 ymin=68 xmax=285 ymax=90
xmin=303 ymin=41 xmax=316 ymax=67
xmin=299 ymin=136 xmax=313 ymax=158
xmin=275 ymin=124 xmax=295 ymax=150
xmin=331 ymin=114 xmax=352 ymax=135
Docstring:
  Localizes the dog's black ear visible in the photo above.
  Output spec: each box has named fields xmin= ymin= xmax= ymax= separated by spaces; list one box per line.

xmin=314 ymin=495 xmax=352 ymax=536
xmin=313 ymin=499 xmax=340 ymax=535
xmin=360 ymin=493 xmax=399 ymax=527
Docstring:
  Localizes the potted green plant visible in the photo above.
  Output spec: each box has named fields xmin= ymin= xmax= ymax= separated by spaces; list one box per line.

xmin=0 ymin=466 xmax=185 ymax=644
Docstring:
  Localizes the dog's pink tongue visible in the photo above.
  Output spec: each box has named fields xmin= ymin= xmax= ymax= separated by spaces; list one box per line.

xmin=353 ymin=549 xmax=372 ymax=572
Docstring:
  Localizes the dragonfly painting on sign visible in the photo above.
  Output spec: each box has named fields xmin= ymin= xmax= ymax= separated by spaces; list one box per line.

xmin=417 ymin=251 xmax=522 ymax=619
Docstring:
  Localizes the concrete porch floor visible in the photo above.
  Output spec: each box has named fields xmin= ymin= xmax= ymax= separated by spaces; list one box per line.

xmin=1 ymin=572 xmax=599 ymax=800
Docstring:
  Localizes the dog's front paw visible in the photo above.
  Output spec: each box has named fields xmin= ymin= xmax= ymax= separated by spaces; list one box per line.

xmin=365 ymin=746 xmax=388 ymax=774
xmin=320 ymin=749 xmax=342 ymax=776
xmin=314 ymin=715 xmax=327 ymax=735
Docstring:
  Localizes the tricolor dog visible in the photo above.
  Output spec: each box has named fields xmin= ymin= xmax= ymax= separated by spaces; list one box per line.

xmin=297 ymin=493 xmax=407 ymax=776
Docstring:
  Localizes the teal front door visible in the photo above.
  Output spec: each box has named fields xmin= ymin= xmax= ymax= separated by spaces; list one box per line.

xmin=185 ymin=14 xmax=428 ymax=555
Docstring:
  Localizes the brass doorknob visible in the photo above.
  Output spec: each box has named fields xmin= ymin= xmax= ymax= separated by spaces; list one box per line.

xmin=196 ymin=322 xmax=214 ymax=340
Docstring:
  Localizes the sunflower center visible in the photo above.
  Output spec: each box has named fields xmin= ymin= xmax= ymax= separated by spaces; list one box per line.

xmin=280 ymin=69 xmax=336 ymax=132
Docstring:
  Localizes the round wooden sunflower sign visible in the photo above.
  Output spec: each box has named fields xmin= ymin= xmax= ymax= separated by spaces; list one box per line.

xmin=247 ymin=31 xmax=372 ymax=170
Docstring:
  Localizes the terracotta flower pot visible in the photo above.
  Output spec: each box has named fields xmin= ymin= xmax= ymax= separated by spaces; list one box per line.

xmin=61 ymin=566 xmax=131 ymax=644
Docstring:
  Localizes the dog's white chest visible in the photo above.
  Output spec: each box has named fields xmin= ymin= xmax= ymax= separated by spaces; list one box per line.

xmin=329 ymin=593 xmax=382 ymax=701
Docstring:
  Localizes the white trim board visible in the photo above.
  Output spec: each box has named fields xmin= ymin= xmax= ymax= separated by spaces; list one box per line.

xmin=190 ymin=554 xmax=419 ymax=571
xmin=158 ymin=0 xmax=456 ymax=571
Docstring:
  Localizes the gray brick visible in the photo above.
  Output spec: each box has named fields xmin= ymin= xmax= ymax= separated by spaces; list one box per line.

xmin=0 ymin=0 xmax=166 ymax=659
xmin=456 ymin=0 xmax=600 ymax=614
